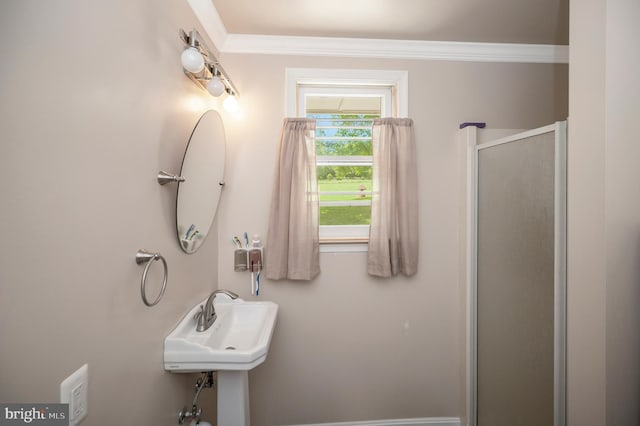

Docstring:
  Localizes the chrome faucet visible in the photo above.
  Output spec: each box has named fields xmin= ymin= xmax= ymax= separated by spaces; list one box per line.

xmin=195 ymin=289 xmax=239 ymax=332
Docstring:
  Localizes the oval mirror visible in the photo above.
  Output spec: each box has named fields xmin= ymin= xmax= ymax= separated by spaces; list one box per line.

xmin=176 ymin=110 xmax=226 ymax=253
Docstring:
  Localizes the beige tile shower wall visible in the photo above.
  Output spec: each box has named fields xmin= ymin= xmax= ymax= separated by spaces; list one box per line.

xmin=0 ymin=0 xmax=221 ymax=424
xmin=216 ymin=54 xmax=567 ymax=425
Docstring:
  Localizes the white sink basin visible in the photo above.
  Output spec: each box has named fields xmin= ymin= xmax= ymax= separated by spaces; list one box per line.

xmin=164 ymin=296 xmax=278 ymax=372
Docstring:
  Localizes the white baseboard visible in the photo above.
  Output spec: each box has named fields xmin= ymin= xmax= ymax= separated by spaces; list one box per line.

xmin=284 ymin=417 xmax=461 ymax=426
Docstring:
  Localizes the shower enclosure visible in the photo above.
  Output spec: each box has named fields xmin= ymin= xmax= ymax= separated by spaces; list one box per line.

xmin=466 ymin=122 xmax=567 ymax=426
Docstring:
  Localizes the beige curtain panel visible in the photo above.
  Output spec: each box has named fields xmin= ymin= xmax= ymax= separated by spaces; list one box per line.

xmin=264 ymin=118 xmax=320 ymax=281
xmin=367 ymin=118 xmax=419 ymax=277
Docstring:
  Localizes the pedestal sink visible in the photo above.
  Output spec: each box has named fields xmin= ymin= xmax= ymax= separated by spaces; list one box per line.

xmin=164 ymin=294 xmax=278 ymax=425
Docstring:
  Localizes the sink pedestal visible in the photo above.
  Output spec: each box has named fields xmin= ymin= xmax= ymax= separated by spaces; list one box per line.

xmin=217 ymin=371 xmax=250 ymax=426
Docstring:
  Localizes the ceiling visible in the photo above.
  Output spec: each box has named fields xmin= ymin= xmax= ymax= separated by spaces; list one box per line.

xmin=211 ymin=0 xmax=569 ymax=45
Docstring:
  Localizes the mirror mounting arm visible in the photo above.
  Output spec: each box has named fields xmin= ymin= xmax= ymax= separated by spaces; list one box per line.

xmin=158 ymin=171 xmax=186 ymax=185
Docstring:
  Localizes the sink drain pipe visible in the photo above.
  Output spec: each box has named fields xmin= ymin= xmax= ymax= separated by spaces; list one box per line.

xmin=178 ymin=371 xmax=215 ymax=425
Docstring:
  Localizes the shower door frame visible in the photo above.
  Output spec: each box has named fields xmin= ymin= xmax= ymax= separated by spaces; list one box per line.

xmin=466 ymin=121 xmax=567 ymax=426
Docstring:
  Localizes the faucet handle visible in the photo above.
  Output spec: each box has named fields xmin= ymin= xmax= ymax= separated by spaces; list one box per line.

xmin=194 ymin=304 xmax=204 ymax=319
xmin=194 ymin=305 xmax=206 ymax=331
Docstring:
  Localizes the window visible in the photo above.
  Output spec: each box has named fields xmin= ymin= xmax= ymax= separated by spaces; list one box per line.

xmin=286 ymin=69 xmax=408 ymax=247
xmin=299 ymin=86 xmax=391 ymax=241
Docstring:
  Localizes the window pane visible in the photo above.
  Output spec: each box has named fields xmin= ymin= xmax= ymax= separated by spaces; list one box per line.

xmin=316 ymin=138 xmax=372 ymax=156
xmin=306 ymin=96 xmax=381 ymax=115
xmin=320 ymin=206 xmax=371 ymax=225
xmin=312 ymin=113 xmax=376 ymax=157
xmin=318 ymin=167 xmax=371 ymax=226
xmin=317 ymin=166 xmax=372 ymax=184
xmin=304 ymin=93 xmax=385 ymax=232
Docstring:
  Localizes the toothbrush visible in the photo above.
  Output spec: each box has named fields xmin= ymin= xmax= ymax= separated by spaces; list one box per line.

xmin=185 ymin=224 xmax=195 ymax=239
xmin=244 ymin=232 xmax=249 ymax=248
xmin=233 ymin=236 xmax=242 ymax=248
xmin=256 ymin=271 xmax=260 ymax=296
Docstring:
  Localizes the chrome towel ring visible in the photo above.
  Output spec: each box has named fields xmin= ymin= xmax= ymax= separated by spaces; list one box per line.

xmin=135 ymin=249 xmax=168 ymax=307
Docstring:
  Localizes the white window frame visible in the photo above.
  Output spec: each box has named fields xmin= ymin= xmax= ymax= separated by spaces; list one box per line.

xmin=285 ymin=68 xmax=409 ymax=252
xmin=286 ymin=68 xmax=408 ymax=117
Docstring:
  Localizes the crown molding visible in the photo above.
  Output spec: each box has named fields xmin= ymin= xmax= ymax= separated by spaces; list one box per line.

xmin=188 ymin=2 xmax=569 ymax=64
xmin=187 ymin=0 xmax=228 ymax=52
xmin=222 ymin=34 xmax=568 ymax=63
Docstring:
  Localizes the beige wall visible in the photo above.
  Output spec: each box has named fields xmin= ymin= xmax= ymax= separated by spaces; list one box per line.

xmin=568 ymin=0 xmax=640 ymax=424
xmin=216 ymin=54 xmax=567 ymax=425
xmin=567 ymin=0 xmax=607 ymax=424
xmin=0 ymin=0 xmax=222 ymax=424
xmin=605 ymin=0 xmax=640 ymax=423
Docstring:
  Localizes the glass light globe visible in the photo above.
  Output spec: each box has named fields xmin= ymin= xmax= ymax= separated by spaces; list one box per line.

xmin=180 ymin=47 xmax=204 ymax=73
xmin=207 ymin=76 xmax=225 ymax=97
xmin=223 ymin=94 xmax=239 ymax=112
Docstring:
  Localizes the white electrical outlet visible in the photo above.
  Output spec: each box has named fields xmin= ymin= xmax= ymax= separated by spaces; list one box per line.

xmin=60 ymin=364 xmax=88 ymax=425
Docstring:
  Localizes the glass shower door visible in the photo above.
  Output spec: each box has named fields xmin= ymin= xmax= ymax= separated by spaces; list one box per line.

xmin=472 ymin=122 xmax=566 ymax=426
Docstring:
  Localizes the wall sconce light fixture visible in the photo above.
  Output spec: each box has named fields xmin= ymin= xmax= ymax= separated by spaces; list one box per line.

xmin=179 ymin=29 xmax=239 ymax=110
xmin=223 ymin=94 xmax=239 ymax=112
